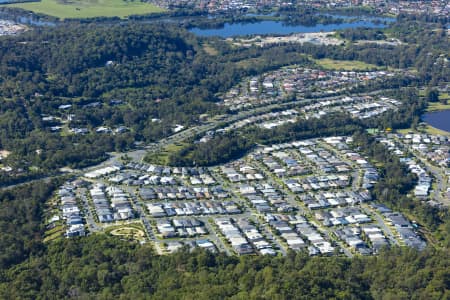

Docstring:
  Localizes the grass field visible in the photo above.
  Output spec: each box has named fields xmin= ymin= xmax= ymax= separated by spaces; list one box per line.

xmin=426 ymin=101 xmax=450 ymax=112
xmin=398 ymin=125 xmax=449 ymax=137
xmin=421 ymin=124 xmax=449 ymax=136
xmin=314 ymin=58 xmax=381 ymax=71
xmin=202 ymin=43 xmax=219 ymax=56
xmin=5 ymin=0 xmax=165 ymax=19
xmin=145 ymin=142 xmax=189 ymax=165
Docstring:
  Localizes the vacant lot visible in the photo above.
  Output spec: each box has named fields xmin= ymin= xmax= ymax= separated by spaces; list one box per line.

xmin=314 ymin=58 xmax=381 ymax=71
xmin=145 ymin=142 xmax=189 ymax=165
xmin=5 ymin=0 xmax=165 ymax=19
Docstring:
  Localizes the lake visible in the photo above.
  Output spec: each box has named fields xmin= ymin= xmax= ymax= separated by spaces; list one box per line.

xmin=422 ymin=110 xmax=450 ymax=132
xmin=189 ymin=18 xmax=393 ymax=38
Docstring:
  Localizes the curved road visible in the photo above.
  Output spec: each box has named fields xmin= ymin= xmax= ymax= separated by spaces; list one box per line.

xmin=0 ymin=89 xmax=393 ymax=191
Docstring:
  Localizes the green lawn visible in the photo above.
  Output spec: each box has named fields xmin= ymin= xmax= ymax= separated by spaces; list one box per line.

xmin=426 ymin=101 xmax=450 ymax=112
xmin=5 ymin=0 xmax=165 ymax=19
xmin=314 ymin=58 xmax=381 ymax=71
xmin=421 ymin=124 xmax=449 ymax=136
xmin=397 ymin=125 xmax=449 ymax=137
xmin=145 ymin=142 xmax=189 ymax=165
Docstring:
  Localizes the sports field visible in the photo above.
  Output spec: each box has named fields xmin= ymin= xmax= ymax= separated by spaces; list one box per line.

xmin=5 ymin=0 xmax=165 ymax=19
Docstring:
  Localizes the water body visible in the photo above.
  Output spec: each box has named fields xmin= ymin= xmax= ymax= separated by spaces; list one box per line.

xmin=422 ymin=110 xmax=450 ymax=132
xmin=190 ymin=18 xmax=392 ymax=38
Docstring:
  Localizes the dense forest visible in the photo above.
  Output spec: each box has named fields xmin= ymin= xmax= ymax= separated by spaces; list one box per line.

xmin=0 ymin=22 xmax=315 ymax=183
